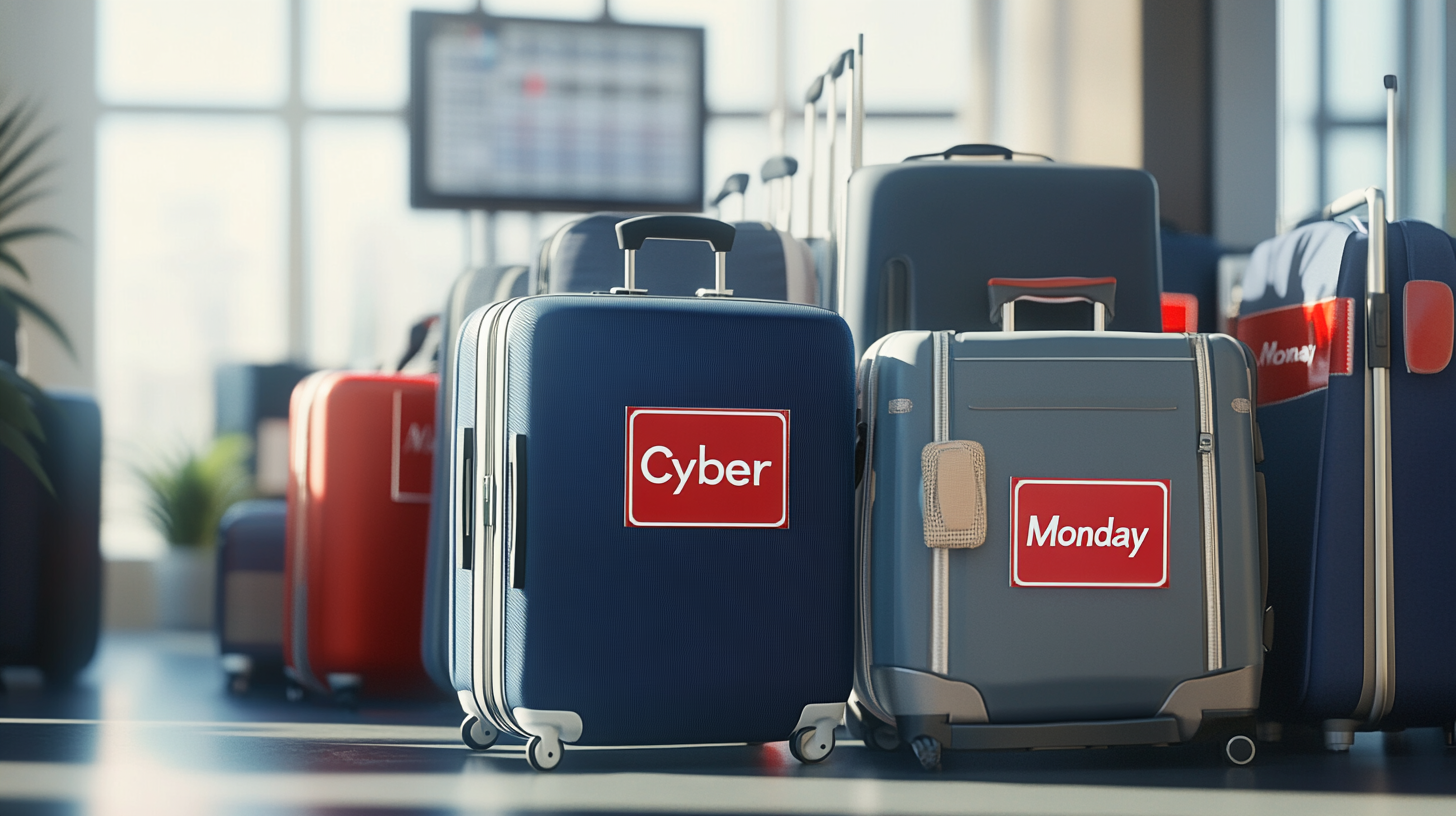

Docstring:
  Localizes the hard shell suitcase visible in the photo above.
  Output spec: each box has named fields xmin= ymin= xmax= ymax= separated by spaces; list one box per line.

xmin=216 ymin=499 xmax=287 ymax=694
xmin=216 ymin=363 xmax=313 ymax=496
xmin=423 ymin=263 xmax=531 ymax=691
xmin=0 ymin=390 xmax=102 ymax=686
xmin=536 ymin=214 xmax=816 ymax=304
xmin=1236 ymin=75 xmax=1456 ymax=748
xmin=447 ymin=215 xmax=856 ymax=770
xmin=1238 ymin=199 xmax=1456 ymax=747
xmin=284 ymin=371 xmax=438 ymax=703
xmin=854 ymin=279 xmax=1266 ymax=770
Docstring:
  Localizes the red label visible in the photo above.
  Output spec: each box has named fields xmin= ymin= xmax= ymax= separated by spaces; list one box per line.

xmin=392 ymin=389 xmax=435 ymax=503
xmin=1011 ymin=479 xmax=1170 ymax=588
xmin=1236 ymin=298 xmax=1355 ymax=405
xmin=625 ymin=407 xmax=789 ymax=528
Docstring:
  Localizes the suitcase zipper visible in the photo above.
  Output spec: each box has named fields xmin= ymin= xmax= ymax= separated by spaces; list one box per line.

xmin=930 ymin=331 xmax=951 ymax=677
xmin=1191 ymin=335 xmax=1223 ymax=672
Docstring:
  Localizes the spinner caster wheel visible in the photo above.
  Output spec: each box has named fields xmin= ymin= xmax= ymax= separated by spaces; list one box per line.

xmin=285 ymin=679 xmax=305 ymax=703
xmin=910 ymin=735 xmax=942 ymax=771
xmin=1224 ymin=734 xmax=1256 ymax=766
xmin=525 ymin=735 xmax=562 ymax=771
xmin=460 ymin=715 xmax=498 ymax=751
xmin=866 ymin=721 xmax=901 ymax=752
xmin=788 ymin=726 xmax=834 ymax=764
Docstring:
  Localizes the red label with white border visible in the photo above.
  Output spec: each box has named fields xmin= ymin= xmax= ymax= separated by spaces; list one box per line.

xmin=391 ymin=389 xmax=434 ymax=504
xmin=1011 ymin=478 xmax=1170 ymax=588
xmin=625 ymin=407 xmax=789 ymax=528
xmin=1235 ymin=297 xmax=1355 ymax=405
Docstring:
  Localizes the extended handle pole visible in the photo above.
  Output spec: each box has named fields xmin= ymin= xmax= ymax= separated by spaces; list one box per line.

xmin=1385 ymin=74 xmax=1397 ymax=222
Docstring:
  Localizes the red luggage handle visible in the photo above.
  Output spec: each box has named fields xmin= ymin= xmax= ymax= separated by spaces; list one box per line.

xmin=987 ymin=276 xmax=1117 ymax=331
xmin=613 ymin=214 xmax=737 ymax=298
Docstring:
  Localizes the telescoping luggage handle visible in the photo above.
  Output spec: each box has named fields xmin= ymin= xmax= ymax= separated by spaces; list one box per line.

xmin=613 ymin=214 xmax=737 ymax=298
xmin=987 ymin=276 xmax=1116 ymax=331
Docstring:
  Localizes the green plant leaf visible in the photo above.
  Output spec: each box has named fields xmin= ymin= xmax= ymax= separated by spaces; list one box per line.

xmin=0 ymin=416 xmax=52 ymax=494
xmin=0 ymin=125 xmax=54 ymax=196
xmin=0 ymin=225 xmax=68 ymax=246
xmin=0 ymin=102 xmax=35 ymax=157
xmin=0 ymin=247 xmax=28 ymax=281
xmin=0 ymin=168 xmax=56 ymax=221
xmin=135 ymin=434 xmax=254 ymax=547
xmin=0 ymin=286 xmax=74 ymax=358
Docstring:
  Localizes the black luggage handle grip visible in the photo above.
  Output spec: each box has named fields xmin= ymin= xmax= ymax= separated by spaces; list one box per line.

xmin=613 ymin=215 xmax=737 ymax=297
xmin=905 ymin=143 xmax=1055 ymax=162
xmin=760 ymin=156 xmax=798 ymax=182
xmin=804 ymin=74 xmax=825 ymax=105
xmin=827 ymin=49 xmax=853 ymax=79
xmin=988 ymin=276 xmax=1117 ymax=330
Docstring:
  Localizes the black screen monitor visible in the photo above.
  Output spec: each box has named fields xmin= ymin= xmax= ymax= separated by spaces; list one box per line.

xmin=410 ymin=10 xmax=706 ymax=213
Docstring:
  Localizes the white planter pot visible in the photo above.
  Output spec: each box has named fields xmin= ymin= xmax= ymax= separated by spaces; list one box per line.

xmin=155 ymin=545 xmax=215 ymax=631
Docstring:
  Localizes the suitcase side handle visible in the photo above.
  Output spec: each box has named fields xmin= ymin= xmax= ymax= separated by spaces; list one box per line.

xmin=987 ymin=276 xmax=1116 ymax=331
xmin=905 ymin=144 xmax=1054 ymax=163
xmin=613 ymin=215 xmax=737 ymax=298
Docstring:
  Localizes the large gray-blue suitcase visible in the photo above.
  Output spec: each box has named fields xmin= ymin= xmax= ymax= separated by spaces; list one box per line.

xmin=854 ymin=279 xmax=1266 ymax=770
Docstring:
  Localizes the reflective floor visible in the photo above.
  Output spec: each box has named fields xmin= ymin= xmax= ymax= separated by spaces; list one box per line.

xmin=1 ymin=633 xmax=1454 ymax=815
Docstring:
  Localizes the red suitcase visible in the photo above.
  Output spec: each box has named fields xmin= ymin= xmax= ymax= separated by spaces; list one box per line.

xmin=283 ymin=371 xmax=438 ymax=703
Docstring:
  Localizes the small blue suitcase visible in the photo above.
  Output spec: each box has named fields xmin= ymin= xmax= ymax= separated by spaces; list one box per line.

xmin=446 ymin=215 xmax=856 ymax=770
xmin=215 ymin=499 xmax=287 ymax=694
xmin=1239 ymin=190 xmax=1456 ymax=748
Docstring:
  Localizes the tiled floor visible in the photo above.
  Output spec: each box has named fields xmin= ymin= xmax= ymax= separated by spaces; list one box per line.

xmin=1 ymin=633 xmax=1454 ymax=815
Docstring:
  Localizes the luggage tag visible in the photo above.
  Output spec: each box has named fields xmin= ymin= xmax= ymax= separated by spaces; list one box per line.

xmin=920 ymin=440 xmax=986 ymax=549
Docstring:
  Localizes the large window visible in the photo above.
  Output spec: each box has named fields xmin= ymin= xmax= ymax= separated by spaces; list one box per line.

xmin=1278 ymin=0 xmax=1446 ymax=230
xmin=95 ymin=0 xmax=970 ymax=558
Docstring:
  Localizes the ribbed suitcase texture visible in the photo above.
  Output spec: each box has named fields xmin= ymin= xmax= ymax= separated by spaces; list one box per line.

xmin=284 ymin=372 xmax=438 ymax=699
xmin=841 ymin=162 xmax=1164 ymax=357
xmin=1239 ymin=218 xmax=1456 ymax=737
xmin=423 ymin=264 xmax=530 ymax=691
xmin=449 ymin=286 xmax=857 ymax=760
xmin=856 ymin=329 xmax=1264 ymax=762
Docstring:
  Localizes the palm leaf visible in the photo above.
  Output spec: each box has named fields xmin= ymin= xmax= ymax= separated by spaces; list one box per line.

xmin=0 ymin=418 xmax=52 ymax=494
xmin=0 ymin=166 xmax=56 ymax=220
xmin=0 ymin=247 xmax=30 ymax=282
xmin=0 ymin=286 xmax=74 ymax=358
xmin=0 ymin=225 xmax=68 ymax=246
xmin=0 ymin=125 xmax=54 ymax=194
xmin=0 ymin=102 xmax=32 ymax=155
xmin=0 ymin=362 xmax=52 ymax=494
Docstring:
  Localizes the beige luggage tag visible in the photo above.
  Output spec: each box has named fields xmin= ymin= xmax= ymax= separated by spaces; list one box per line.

xmin=921 ymin=440 xmax=987 ymax=549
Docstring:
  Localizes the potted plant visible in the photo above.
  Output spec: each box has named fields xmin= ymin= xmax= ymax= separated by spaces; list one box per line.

xmin=0 ymin=99 xmax=77 ymax=490
xmin=137 ymin=434 xmax=252 ymax=629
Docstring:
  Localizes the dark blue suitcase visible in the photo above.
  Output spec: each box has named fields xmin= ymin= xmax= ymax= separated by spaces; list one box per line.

xmin=423 ymin=264 xmax=531 ymax=691
xmin=1239 ymin=194 xmax=1456 ymax=748
xmin=216 ymin=499 xmax=287 ymax=694
xmin=537 ymin=213 xmax=817 ymax=304
xmin=446 ymin=216 xmax=856 ymax=770
xmin=0 ymin=389 xmax=102 ymax=686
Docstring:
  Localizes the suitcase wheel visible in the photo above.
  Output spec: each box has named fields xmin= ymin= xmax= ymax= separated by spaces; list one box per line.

xmin=525 ymin=735 xmax=562 ymax=772
xmin=866 ymin=721 xmax=901 ymax=752
xmin=460 ymin=715 xmax=498 ymax=751
xmin=788 ymin=726 xmax=835 ymax=764
xmin=1223 ymin=734 xmax=1256 ymax=766
xmin=909 ymin=735 xmax=942 ymax=772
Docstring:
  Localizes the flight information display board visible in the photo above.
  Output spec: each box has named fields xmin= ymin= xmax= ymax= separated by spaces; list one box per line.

xmin=409 ymin=10 xmax=705 ymax=212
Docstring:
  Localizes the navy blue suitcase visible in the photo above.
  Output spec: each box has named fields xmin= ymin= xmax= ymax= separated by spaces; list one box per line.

xmin=536 ymin=213 xmax=817 ymax=304
xmin=216 ymin=499 xmax=287 ymax=694
xmin=0 ymin=390 xmax=102 ymax=686
xmin=422 ymin=264 xmax=531 ymax=691
xmin=1239 ymin=192 xmax=1456 ymax=747
xmin=446 ymin=215 xmax=856 ymax=770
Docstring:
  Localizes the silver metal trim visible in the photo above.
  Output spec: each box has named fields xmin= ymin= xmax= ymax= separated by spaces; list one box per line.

xmin=854 ymin=333 xmax=896 ymax=725
xmin=930 ymin=331 xmax=951 ymax=676
xmin=1325 ymin=187 xmax=1394 ymax=729
xmin=1192 ymin=334 xmax=1223 ymax=671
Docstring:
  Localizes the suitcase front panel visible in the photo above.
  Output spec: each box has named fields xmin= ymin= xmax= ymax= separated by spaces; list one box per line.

xmin=864 ymin=331 xmax=1259 ymax=724
xmin=489 ymin=295 xmax=856 ymax=746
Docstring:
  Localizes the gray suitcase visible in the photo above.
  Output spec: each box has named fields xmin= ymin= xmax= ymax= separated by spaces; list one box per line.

xmin=853 ymin=279 xmax=1267 ymax=770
